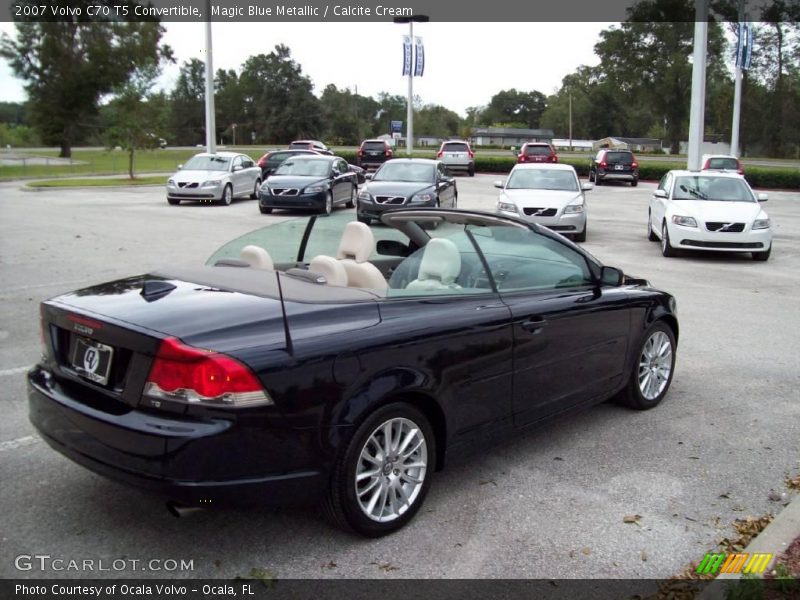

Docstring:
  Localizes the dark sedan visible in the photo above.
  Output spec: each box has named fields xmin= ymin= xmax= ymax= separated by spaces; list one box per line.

xmin=256 ymin=149 xmax=320 ymax=178
xmin=259 ymin=155 xmax=358 ymax=215
xmin=357 ymin=158 xmax=457 ymax=225
xmin=28 ymin=209 xmax=678 ymax=537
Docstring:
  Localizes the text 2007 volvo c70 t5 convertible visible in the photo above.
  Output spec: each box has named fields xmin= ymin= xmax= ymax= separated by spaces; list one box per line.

xmin=28 ymin=209 xmax=678 ymax=536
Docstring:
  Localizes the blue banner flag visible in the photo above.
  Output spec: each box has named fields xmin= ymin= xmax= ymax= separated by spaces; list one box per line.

xmin=402 ymin=36 xmax=412 ymax=76
xmin=736 ymin=23 xmax=753 ymax=70
xmin=414 ymin=37 xmax=425 ymax=77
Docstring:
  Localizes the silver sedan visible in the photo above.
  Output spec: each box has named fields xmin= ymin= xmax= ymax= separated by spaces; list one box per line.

xmin=166 ymin=152 xmax=262 ymax=206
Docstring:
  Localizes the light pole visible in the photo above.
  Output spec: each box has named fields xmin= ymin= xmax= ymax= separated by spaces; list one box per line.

xmin=686 ymin=0 xmax=708 ymax=170
xmin=204 ymin=0 xmax=216 ymax=154
xmin=394 ymin=15 xmax=429 ymax=155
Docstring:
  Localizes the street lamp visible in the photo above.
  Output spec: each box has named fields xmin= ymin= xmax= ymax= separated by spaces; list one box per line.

xmin=394 ymin=14 xmax=429 ymax=155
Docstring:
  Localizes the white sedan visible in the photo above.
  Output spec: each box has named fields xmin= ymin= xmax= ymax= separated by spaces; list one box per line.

xmin=494 ymin=163 xmax=591 ymax=242
xmin=648 ymin=170 xmax=772 ymax=261
xmin=166 ymin=152 xmax=262 ymax=206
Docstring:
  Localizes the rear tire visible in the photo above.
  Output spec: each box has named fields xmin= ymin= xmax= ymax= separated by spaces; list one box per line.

xmin=321 ymin=403 xmax=435 ymax=537
xmin=615 ymin=321 xmax=676 ymax=410
xmin=647 ymin=212 xmax=658 ymax=241
xmin=467 ymin=164 xmax=475 ymax=177
xmin=631 ymin=178 xmax=639 ymax=187
xmin=595 ymin=174 xmax=602 ymax=186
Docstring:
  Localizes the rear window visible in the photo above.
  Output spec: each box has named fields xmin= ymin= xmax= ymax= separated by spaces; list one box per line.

xmin=524 ymin=145 xmax=552 ymax=156
xmin=362 ymin=142 xmax=387 ymax=151
xmin=289 ymin=142 xmax=310 ymax=149
xmin=441 ymin=142 xmax=469 ymax=153
xmin=606 ymin=152 xmax=634 ymax=164
xmin=707 ymin=157 xmax=739 ymax=170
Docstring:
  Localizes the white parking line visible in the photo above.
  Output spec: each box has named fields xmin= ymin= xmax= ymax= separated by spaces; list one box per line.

xmin=0 ymin=436 xmax=39 ymax=452
xmin=0 ymin=366 xmax=31 ymax=377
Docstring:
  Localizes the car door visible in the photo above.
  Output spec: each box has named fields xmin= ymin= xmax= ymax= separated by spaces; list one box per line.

xmin=332 ymin=158 xmax=352 ymax=205
xmin=469 ymin=225 xmax=631 ymax=427
xmin=436 ymin=163 xmax=455 ymax=207
xmin=230 ymin=155 xmax=245 ymax=196
xmin=651 ymin=172 xmax=673 ymax=228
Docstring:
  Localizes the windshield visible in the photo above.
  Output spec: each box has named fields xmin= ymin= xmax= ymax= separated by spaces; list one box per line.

xmin=274 ymin=159 xmax=331 ymax=177
xmin=524 ymin=145 xmax=552 ymax=156
xmin=374 ymin=162 xmax=435 ymax=183
xmin=182 ymin=155 xmax=231 ymax=171
xmin=506 ymin=169 xmax=578 ymax=191
xmin=672 ymin=176 xmax=755 ymax=202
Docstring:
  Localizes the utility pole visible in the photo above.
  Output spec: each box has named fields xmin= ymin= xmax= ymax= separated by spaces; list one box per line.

xmin=687 ymin=0 xmax=708 ymax=170
xmin=204 ymin=0 xmax=216 ymax=154
xmin=730 ymin=0 xmax=746 ymax=157
xmin=568 ymin=92 xmax=573 ymax=152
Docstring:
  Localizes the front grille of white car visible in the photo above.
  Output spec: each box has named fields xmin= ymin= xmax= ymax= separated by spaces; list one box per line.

xmin=177 ymin=182 xmax=198 ymax=189
xmin=705 ymin=222 xmax=745 ymax=233
xmin=522 ymin=207 xmax=558 ymax=217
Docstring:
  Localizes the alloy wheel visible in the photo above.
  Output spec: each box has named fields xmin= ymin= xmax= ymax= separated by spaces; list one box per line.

xmin=637 ymin=331 xmax=673 ymax=401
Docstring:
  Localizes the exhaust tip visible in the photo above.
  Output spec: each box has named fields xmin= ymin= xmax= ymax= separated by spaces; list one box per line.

xmin=166 ymin=501 xmax=203 ymax=518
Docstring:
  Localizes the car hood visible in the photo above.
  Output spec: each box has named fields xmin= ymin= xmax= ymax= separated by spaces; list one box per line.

xmin=266 ymin=175 xmax=329 ymax=188
xmin=172 ymin=170 xmax=229 ymax=182
xmin=668 ymin=200 xmax=766 ymax=222
xmin=500 ymin=188 xmax=583 ymax=208
xmin=365 ymin=181 xmax=433 ymax=196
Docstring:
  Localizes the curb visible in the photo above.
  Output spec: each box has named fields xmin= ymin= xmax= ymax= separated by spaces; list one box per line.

xmin=697 ymin=494 xmax=800 ymax=600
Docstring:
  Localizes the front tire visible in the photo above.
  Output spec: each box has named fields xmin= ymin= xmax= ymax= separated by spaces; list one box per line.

xmin=616 ymin=321 xmax=676 ymax=410
xmin=167 ymin=197 xmax=180 ymax=206
xmin=259 ymin=206 xmax=273 ymax=214
xmin=322 ymin=403 xmax=435 ymax=537
xmin=221 ymin=184 xmax=233 ymax=206
xmin=647 ymin=212 xmax=658 ymax=241
xmin=345 ymin=185 xmax=356 ymax=209
xmin=250 ymin=179 xmax=261 ymax=199
xmin=661 ymin=222 xmax=677 ymax=257
xmin=573 ymin=224 xmax=586 ymax=243
xmin=321 ymin=191 xmax=333 ymax=216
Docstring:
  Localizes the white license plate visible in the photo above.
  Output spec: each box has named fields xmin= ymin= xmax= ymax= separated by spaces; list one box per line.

xmin=71 ymin=337 xmax=114 ymax=385
xmin=615 ymin=164 xmax=624 ymax=170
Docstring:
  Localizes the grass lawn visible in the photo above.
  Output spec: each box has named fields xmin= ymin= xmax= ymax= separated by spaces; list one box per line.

xmin=26 ymin=175 xmax=167 ymax=188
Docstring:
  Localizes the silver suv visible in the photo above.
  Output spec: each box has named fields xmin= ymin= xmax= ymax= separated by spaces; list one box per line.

xmin=437 ymin=140 xmax=475 ymax=176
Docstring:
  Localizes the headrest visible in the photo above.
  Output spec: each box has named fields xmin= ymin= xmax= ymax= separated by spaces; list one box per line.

xmin=240 ymin=245 xmax=274 ymax=270
xmin=418 ymin=238 xmax=461 ymax=284
xmin=337 ymin=221 xmax=375 ymax=263
xmin=309 ymin=255 xmax=348 ymax=286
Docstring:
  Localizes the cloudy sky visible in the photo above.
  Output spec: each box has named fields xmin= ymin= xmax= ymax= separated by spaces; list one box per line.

xmin=0 ymin=22 xmax=615 ymax=116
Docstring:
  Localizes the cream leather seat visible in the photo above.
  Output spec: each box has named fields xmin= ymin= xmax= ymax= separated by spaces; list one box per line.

xmin=336 ymin=222 xmax=388 ymax=291
xmin=240 ymin=245 xmax=274 ymax=270
xmin=309 ymin=255 xmax=348 ymax=286
xmin=406 ymin=238 xmax=462 ymax=291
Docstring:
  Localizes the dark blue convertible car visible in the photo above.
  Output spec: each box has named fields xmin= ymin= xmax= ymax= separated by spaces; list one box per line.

xmin=28 ymin=209 xmax=678 ymax=536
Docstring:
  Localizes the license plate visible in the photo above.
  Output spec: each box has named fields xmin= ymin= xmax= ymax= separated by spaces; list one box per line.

xmin=71 ymin=337 xmax=114 ymax=385
xmin=368 ymin=151 xmax=379 ymax=156
xmin=615 ymin=164 xmax=624 ymax=170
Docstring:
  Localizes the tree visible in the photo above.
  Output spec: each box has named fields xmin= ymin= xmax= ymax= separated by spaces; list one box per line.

xmin=238 ymin=45 xmax=322 ymax=143
xmin=105 ymin=65 xmax=169 ymax=179
xmin=0 ymin=6 xmax=170 ymax=157
xmin=169 ymin=59 xmax=206 ymax=146
xmin=320 ymin=84 xmax=379 ymax=144
xmin=480 ymin=89 xmax=548 ymax=129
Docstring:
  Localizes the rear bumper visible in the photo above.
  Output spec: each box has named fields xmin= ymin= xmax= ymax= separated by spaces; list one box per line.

xmin=27 ymin=367 xmax=329 ymax=507
xmin=597 ymin=170 xmax=637 ymax=181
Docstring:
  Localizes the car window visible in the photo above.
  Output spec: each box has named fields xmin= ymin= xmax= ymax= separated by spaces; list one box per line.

xmin=707 ymin=157 xmax=739 ymax=170
xmin=658 ymin=173 xmax=672 ymax=192
xmin=606 ymin=152 xmax=633 ymax=164
xmin=441 ymin=142 xmax=469 ymax=153
xmin=275 ymin=159 xmax=331 ymax=177
xmin=269 ymin=152 xmax=289 ymax=163
xmin=362 ymin=141 xmax=386 ymax=151
xmin=373 ymin=162 xmax=435 ymax=183
xmin=183 ymin=155 xmax=231 ymax=171
xmin=506 ymin=168 xmax=578 ymax=191
xmin=595 ymin=151 xmax=604 ymax=161
xmin=523 ymin=145 xmax=552 ymax=156
xmin=232 ymin=156 xmax=243 ymax=170
xmin=468 ymin=226 xmax=594 ymax=292
xmin=241 ymin=156 xmax=254 ymax=168
xmin=437 ymin=163 xmax=448 ymax=178
xmin=672 ymin=176 xmax=755 ymax=202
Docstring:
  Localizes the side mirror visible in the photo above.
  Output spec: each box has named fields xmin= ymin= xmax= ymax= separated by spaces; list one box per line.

xmin=493 ymin=180 xmax=504 ymax=189
xmin=600 ymin=266 xmax=623 ymax=287
xmin=581 ymin=183 xmax=594 ymax=191
xmin=376 ymin=240 xmax=409 ymax=257
xmin=653 ymin=189 xmax=668 ymax=199
xmin=365 ymin=173 xmax=373 ymax=180
xmin=232 ymin=165 xmax=243 ymax=172
xmin=757 ymin=193 xmax=768 ymax=202
xmin=177 ymin=164 xmax=183 ymax=169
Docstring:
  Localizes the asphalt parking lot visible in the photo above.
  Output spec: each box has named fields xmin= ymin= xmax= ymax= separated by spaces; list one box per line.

xmin=1 ymin=175 xmax=798 ymax=580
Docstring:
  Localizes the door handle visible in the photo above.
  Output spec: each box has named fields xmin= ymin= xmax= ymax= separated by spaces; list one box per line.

xmin=521 ymin=316 xmax=548 ymax=334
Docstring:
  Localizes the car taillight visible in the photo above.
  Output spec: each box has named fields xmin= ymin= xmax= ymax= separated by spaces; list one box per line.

xmin=551 ymin=155 xmax=558 ymax=163
xmin=385 ymin=149 xmax=392 ymax=157
xmin=518 ymin=154 xmax=526 ymax=162
xmin=599 ymin=162 xmax=607 ymax=169
xmin=358 ymin=150 xmax=364 ymax=157
xmin=436 ymin=151 xmax=443 ymax=158
xmin=144 ymin=337 xmax=273 ymax=408
xmin=632 ymin=162 xmax=638 ymax=168
xmin=738 ymin=169 xmax=744 ymax=175
xmin=468 ymin=150 xmax=474 ymax=159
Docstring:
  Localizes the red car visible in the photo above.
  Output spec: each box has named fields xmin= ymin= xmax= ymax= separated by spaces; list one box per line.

xmin=518 ymin=142 xmax=558 ymax=164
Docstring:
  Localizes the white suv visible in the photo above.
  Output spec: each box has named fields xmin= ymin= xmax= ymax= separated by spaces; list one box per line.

xmin=437 ymin=140 xmax=475 ymax=176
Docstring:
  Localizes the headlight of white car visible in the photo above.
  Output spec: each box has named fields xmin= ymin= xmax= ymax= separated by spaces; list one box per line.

xmin=304 ymin=185 xmax=326 ymax=194
xmin=409 ymin=192 xmax=434 ymax=204
xmin=201 ymin=180 xmax=221 ymax=188
xmin=752 ymin=218 xmax=771 ymax=230
xmin=497 ymin=201 xmax=518 ymax=213
xmin=167 ymin=179 xmax=175 ymax=185
xmin=564 ymin=203 xmax=584 ymax=214
xmin=671 ymin=215 xmax=697 ymax=227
